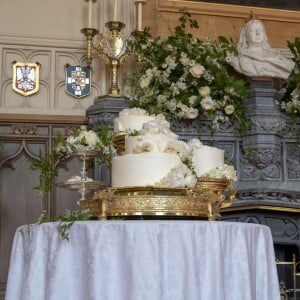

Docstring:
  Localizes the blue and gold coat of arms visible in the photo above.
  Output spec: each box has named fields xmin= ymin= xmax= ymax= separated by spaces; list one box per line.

xmin=65 ymin=65 xmax=91 ymax=98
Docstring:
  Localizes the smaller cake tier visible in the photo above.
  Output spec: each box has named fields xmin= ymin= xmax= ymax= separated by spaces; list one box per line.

xmin=192 ymin=145 xmax=224 ymax=176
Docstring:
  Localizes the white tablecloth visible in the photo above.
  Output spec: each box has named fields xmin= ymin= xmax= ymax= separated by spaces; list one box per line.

xmin=5 ymin=220 xmax=280 ymax=300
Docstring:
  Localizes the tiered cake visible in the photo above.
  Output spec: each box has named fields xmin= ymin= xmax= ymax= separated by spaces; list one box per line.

xmin=112 ymin=108 xmax=195 ymax=188
xmin=95 ymin=107 xmax=236 ymax=220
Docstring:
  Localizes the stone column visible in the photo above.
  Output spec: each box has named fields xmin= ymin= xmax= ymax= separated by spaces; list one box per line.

xmin=238 ymin=77 xmax=299 ymax=205
xmin=86 ymin=95 xmax=130 ymax=183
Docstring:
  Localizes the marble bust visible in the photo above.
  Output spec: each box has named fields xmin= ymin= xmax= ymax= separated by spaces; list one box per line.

xmin=230 ymin=19 xmax=295 ymax=79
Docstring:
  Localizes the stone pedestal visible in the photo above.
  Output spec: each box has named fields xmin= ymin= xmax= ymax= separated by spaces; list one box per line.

xmin=86 ymin=95 xmax=130 ymax=128
xmin=236 ymin=78 xmax=299 ymax=207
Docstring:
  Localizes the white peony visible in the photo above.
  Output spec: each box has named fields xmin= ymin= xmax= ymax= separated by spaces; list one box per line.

xmin=159 ymin=164 xmax=196 ymax=188
xmin=165 ymin=140 xmax=192 ymax=161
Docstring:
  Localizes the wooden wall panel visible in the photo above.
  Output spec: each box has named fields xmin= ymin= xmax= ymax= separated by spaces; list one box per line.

xmin=0 ymin=117 xmax=88 ymax=299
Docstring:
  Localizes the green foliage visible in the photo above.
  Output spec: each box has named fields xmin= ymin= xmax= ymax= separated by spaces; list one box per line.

xmin=280 ymin=37 xmax=300 ymax=121
xmin=124 ymin=12 xmax=250 ymax=133
xmin=29 ymin=125 xmax=116 ymax=197
xmin=29 ymin=142 xmax=67 ymax=196
xmin=56 ymin=209 xmax=94 ymax=241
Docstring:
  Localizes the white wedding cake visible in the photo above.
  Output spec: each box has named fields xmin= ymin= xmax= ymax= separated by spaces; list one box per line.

xmin=112 ymin=108 xmax=195 ymax=188
xmin=112 ymin=108 xmax=236 ymax=188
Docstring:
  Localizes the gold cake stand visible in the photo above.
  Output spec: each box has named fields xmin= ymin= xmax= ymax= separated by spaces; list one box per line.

xmin=80 ymin=178 xmax=236 ymax=220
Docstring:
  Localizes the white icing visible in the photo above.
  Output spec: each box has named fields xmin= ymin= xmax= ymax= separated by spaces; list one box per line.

xmin=111 ymin=152 xmax=182 ymax=188
xmin=192 ymin=145 xmax=224 ymax=177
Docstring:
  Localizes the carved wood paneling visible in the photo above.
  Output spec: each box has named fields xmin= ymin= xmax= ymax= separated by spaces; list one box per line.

xmin=0 ymin=119 xmax=88 ymax=298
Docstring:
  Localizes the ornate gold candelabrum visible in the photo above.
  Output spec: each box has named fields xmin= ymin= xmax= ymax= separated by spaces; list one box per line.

xmin=81 ymin=21 xmax=129 ymax=97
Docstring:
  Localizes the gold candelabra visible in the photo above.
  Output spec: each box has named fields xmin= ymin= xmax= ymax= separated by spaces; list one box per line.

xmin=81 ymin=21 xmax=129 ymax=97
xmin=80 ymin=0 xmax=146 ymax=97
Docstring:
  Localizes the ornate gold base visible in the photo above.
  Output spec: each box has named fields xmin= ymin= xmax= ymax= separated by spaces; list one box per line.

xmin=82 ymin=179 xmax=236 ymax=221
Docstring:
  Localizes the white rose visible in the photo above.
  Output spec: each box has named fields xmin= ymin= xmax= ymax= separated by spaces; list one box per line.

xmin=200 ymin=96 xmax=215 ymax=110
xmin=140 ymin=77 xmax=151 ymax=88
xmin=224 ymin=104 xmax=235 ymax=115
xmin=183 ymin=108 xmax=199 ymax=119
xmin=198 ymin=86 xmax=211 ymax=97
xmin=189 ymin=63 xmax=205 ymax=78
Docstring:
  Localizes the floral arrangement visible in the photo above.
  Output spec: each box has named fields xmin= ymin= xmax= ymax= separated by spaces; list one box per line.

xmin=56 ymin=125 xmax=116 ymax=161
xmin=201 ymin=164 xmax=237 ymax=182
xmin=123 ymin=12 xmax=250 ymax=132
xmin=280 ymin=37 xmax=300 ymax=122
xmin=29 ymin=125 xmax=115 ymax=196
xmin=158 ymin=164 xmax=197 ymax=188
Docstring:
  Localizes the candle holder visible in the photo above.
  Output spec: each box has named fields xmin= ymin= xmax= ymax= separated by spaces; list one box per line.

xmin=56 ymin=150 xmax=108 ymax=203
xmin=81 ymin=21 xmax=130 ymax=97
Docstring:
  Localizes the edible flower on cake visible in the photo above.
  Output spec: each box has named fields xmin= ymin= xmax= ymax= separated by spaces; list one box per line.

xmin=125 ymin=117 xmax=178 ymax=154
xmin=165 ymin=140 xmax=193 ymax=162
xmin=157 ymin=164 xmax=197 ymax=188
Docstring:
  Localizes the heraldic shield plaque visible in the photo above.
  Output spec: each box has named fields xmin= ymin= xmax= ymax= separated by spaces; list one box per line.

xmin=65 ymin=65 xmax=91 ymax=98
xmin=12 ymin=61 xmax=40 ymax=96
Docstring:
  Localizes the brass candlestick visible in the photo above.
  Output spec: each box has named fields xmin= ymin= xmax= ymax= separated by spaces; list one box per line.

xmin=81 ymin=21 xmax=129 ymax=97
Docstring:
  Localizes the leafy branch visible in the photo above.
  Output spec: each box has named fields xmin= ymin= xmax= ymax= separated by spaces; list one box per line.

xmin=29 ymin=138 xmax=67 ymax=196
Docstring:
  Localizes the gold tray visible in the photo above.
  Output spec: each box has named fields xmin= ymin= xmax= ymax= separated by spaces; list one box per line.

xmin=87 ymin=180 xmax=236 ymax=220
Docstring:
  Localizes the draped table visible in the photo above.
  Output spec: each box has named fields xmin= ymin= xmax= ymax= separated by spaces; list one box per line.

xmin=5 ymin=221 xmax=280 ymax=300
